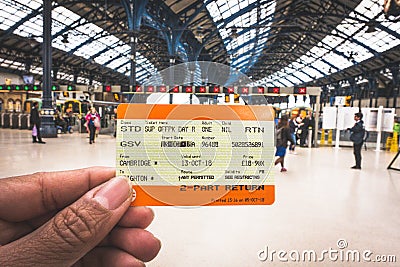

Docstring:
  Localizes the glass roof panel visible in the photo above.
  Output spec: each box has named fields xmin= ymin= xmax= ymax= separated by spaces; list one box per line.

xmin=336 ymin=40 xmax=373 ymax=63
xmin=321 ymin=35 xmax=344 ymax=49
xmin=310 ymin=60 xmax=331 ymax=75
xmin=15 ymin=18 xmax=43 ymax=38
xmin=53 ymin=6 xmax=81 ymax=25
xmin=300 ymin=53 xmax=316 ymax=66
xmin=322 ymin=52 xmax=352 ymax=69
xmin=0 ymin=1 xmax=155 ymax=84
xmin=278 ymin=78 xmax=292 ymax=87
xmin=336 ymin=18 xmax=360 ymax=36
xmin=18 ymin=0 xmax=42 ymax=9
xmin=206 ymin=0 xmax=276 ymax=73
xmin=350 ymin=0 xmax=400 ymax=53
xmin=0 ymin=3 xmax=23 ymax=30
xmin=285 ymin=75 xmax=302 ymax=84
xmin=309 ymin=45 xmax=329 ymax=58
xmin=291 ymin=61 xmax=306 ymax=70
xmin=107 ymin=57 xmax=129 ymax=69
xmin=257 ymin=0 xmax=399 ymax=86
xmin=292 ymin=71 xmax=312 ymax=82
xmin=303 ymin=66 xmax=323 ymax=79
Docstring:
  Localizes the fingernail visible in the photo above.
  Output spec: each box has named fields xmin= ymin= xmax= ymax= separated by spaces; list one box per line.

xmin=94 ymin=177 xmax=131 ymax=210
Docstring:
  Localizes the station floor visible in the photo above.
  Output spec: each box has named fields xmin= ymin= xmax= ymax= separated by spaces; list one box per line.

xmin=0 ymin=128 xmax=399 ymax=267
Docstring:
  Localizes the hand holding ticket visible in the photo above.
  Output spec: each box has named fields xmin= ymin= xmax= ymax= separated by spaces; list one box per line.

xmin=116 ymin=104 xmax=275 ymax=206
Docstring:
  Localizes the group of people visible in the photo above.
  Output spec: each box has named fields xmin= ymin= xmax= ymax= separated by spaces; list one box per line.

xmin=30 ymin=102 xmax=101 ymax=145
xmin=288 ymin=111 xmax=314 ymax=153
xmin=275 ymin=111 xmax=365 ymax=172
xmin=274 ymin=111 xmax=314 ymax=172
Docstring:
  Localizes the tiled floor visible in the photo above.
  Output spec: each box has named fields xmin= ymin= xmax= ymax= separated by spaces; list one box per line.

xmin=1 ymin=129 xmax=399 ymax=266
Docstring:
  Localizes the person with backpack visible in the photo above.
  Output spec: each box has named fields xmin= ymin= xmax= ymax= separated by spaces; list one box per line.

xmin=347 ymin=112 xmax=365 ymax=169
xmin=275 ymin=115 xmax=295 ymax=172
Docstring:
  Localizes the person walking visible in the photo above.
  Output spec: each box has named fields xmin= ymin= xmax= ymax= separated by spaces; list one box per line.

xmin=348 ymin=112 xmax=365 ymax=169
xmin=288 ymin=114 xmax=299 ymax=154
xmin=85 ymin=107 xmax=100 ymax=144
xmin=275 ymin=115 xmax=295 ymax=172
xmin=30 ymin=102 xmax=45 ymax=144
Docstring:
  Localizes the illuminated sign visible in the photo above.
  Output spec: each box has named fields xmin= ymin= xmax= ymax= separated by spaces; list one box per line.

xmin=267 ymin=87 xmax=280 ymax=94
xmin=294 ymin=87 xmax=307 ymax=94
xmin=172 ymin=86 xmax=180 ymax=93
xmin=145 ymin=86 xmax=154 ymax=93
xmin=195 ymin=86 xmax=207 ymax=93
xmin=241 ymin=87 xmax=249 ymax=94
xmin=185 ymin=86 xmax=193 ymax=93
xmin=213 ymin=86 xmax=220 ymax=93
xmin=212 ymin=86 xmax=221 ymax=94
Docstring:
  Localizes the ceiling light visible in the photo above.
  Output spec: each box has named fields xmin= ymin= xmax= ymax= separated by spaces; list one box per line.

xmin=61 ymin=34 xmax=69 ymax=44
xmin=365 ymin=24 xmax=377 ymax=33
xmin=230 ymin=28 xmax=239 ymax=39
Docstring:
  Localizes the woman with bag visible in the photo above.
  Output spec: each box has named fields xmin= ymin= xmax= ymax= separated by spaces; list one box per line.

xmin=85 ymin=107 xmax=100 ymax=144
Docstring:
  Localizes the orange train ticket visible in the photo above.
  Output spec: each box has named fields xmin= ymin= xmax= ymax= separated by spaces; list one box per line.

xmin=117 ymin=104 xmax=275 ymax=206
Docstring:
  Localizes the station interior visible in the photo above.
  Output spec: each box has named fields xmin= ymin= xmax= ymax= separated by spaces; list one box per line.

xmin=0 ymin=0 xmax=400 ymax=266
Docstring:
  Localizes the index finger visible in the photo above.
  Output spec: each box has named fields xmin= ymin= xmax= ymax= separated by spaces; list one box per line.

xmin=0 ymin=166 xmax=116 ymax=221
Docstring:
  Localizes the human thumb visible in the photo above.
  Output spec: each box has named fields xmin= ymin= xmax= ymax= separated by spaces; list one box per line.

xmin=0 ymin=177 xmax=132 ymax=267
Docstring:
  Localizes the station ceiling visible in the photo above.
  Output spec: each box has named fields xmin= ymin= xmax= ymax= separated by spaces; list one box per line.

xmin=0 ymin=0 xmax=399 ymax=92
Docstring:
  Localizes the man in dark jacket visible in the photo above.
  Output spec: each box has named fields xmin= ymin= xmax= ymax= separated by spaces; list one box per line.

xmin=348 ymin=112 xmax=364 ymax=169
xmin=30 ymin=102 xmax=45 ymax=144
xmin=299 ymin=112 xmax=311 ymax=147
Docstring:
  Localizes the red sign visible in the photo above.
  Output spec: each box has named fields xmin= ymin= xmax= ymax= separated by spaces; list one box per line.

xmin=295 ymin=87 xmax=307 ymax=94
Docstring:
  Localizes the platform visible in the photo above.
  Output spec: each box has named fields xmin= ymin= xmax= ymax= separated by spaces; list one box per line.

xmin=0 ymin=129 xmax=399 ymax=266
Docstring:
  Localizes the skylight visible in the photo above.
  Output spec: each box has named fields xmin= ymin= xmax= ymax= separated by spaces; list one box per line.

xmin=257 ymin=0 xmax=400 ymax=87
xmin=206 ymin=0 xmax=276 ymax=74
xmin=0 ymin=0 xmax=156 ymax=84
